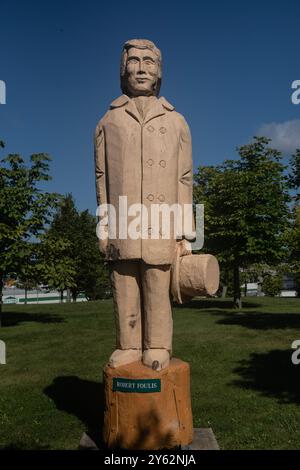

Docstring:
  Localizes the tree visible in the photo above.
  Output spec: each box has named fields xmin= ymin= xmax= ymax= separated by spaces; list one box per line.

xmin=285 ymin=149 xmax=300 ymax=295
xmin=262 ymin=274 xmax=282 ymax=297
xmin=289 ymin=149 xmax=300 ymax=199
xmin=194 ymin=136 xmax=291 ymax=308
xmin=241 ymin=262 xmax=275 ymax=296
xmin=37 ymin=236 xmax=77 ymax=302
xmin=15 ymin=242 xmax=40 ymax=304
xmin=286 ymin=204 xmax=300 ymax=295
xmin=47 ymin=195 xmax=110 ymax=301
xmin=74 ymin=209 xmax=110 ymax=300
xmin=0 ymin=142 xmax=60 ymax=325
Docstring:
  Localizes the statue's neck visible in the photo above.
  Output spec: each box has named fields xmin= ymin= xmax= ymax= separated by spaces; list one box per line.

xmin=132 ymin=95 xmax=157 ymax=119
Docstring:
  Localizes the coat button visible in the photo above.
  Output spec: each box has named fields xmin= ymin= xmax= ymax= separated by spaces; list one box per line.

xmin=147 ymin=159 xmax=154 ymax=166
xmin=159 ymin=160 xmax=166 ymax=168
xmin=147 ymin=125 xmax=154 ymax=132
xmin=147 ymin=194 xmax=154 ymax=201
xmin=158 ymin=194 xmax=165 ymax=202
xmin=159 ymin=127 xmax=167 ymax=134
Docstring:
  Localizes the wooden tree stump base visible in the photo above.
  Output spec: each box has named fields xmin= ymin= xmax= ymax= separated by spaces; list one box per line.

xmin=103 ymin=358 xmax=194 ymax=450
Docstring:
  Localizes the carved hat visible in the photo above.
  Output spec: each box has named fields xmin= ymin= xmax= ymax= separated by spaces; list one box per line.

xmin=171 ymin=253 xmax=220 ymax=304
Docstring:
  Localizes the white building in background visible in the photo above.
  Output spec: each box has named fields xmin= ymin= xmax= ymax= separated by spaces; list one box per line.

xmin=241 ymin=275 xmax=297 ymax=298
xmin=3 ymin=288 xmax=87 ymax=305
xmin=241 ymin=282 xmax=261 ymax=297
xmin=280 ymin=274 xmax=297 ymax=297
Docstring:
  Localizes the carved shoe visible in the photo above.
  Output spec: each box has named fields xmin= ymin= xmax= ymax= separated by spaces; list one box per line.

xmin=142 ymin=349 xmax=170 ymax=371
xmin=108 ymin=349 xmax=142 ymax=368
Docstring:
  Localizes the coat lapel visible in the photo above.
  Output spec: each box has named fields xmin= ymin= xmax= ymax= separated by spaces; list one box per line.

xmin=125 ymin=99 xmax=142 ymax=124
xmin=110 ymin=94 xmax=142 ymax=124
xmin=110 ymin=95 xmax=172 ymax=125
xmin=125 ymin=97 xmax=166 ymax=125
xmin=143 ymin=98 xmax=166 ymax=124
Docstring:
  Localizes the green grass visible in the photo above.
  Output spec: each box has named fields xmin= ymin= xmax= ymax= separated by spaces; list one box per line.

xmin=0 ymin=297 xmax=300 ymax=450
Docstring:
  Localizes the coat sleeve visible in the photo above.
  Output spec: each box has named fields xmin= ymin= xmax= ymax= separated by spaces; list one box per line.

xmin=94 ymin=123 xmax=106 ymax=207
xmin=177 ymin=116 xmax=196 ymax=241
xmin=94 ymin=122 xmax=108 ymax=254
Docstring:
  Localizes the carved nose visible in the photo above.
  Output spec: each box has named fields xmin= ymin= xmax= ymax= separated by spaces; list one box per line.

xmin=138 ymin=61 xmax=146 ymax=74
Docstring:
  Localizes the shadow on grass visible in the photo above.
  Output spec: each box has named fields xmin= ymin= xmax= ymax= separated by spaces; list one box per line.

xmin=212 ymin=311 xmax=300 ymax=330
xmin=0 ymin=442 xmax=50 ymax=450
xmin=1 ymin=311 xmax=65 ymax=327
xmin=43 ymin=376 xmax=179 ymax=450
xmin=44 ymin=376 xmax=104 ymax=448
xmin=175 ymin=299 xmax=261 ymax=310
xmin=232 ymin=349 xmax=300 ymax=405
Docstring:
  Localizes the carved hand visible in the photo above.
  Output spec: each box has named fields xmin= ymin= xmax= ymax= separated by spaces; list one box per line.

xmin=176 ymin=239 xmax=192 ymax=257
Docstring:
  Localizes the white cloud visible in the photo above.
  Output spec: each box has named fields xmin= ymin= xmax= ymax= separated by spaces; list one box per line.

xmin=257 ymin=120 xmax=300 ymax=154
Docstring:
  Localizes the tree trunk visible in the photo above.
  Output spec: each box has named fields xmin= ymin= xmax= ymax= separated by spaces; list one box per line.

xmin=221 ymin=285 xmax=227 ymax=298
xmin=25 ymin=284 xmax=28 ymax=305
xmin=0 ymin=273 xmax=3 ymax=328
xmin=257 ymin=276 xmax=263 ymax=296
xmin=60 ymin=290 xmax=64 ymax=303
xmin=233 ymin=264 xmax=242 ymax=309
xmin=71 ymin=288 xmax=77 ymax=302
xmin=67 ymin=288 xmax=71 ymax=303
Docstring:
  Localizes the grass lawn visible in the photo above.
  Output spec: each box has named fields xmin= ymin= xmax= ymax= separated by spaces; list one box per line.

xmin=0 ymin=297 xmax=300 ymax=450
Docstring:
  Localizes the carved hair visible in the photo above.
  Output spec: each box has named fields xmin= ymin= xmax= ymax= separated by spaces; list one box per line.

xmin=120 ymin=39 xmax=162 ymax=96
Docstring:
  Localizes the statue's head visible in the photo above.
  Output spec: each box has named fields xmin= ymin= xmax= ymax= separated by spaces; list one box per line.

xmin=120 ymin=39 xmax=162 ymax=97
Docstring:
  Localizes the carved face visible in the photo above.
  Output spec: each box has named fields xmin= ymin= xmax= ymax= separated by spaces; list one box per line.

xmin=125 ymin=47 xmax=159 ymax=97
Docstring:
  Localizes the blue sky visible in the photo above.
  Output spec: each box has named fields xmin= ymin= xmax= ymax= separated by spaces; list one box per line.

xmin=1 ymin=0 xmax=300 ymax=213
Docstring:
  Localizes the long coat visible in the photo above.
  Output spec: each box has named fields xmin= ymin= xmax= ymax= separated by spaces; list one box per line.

xmin=94 ymin=94 xmax=194 ymax=265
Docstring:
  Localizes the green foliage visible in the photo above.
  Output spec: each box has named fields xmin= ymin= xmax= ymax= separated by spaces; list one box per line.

xmin=15 ymin=242 xmax=40 ymax=298
xmin=289 ymin=149 xmax=300 ymax=199
xmin=194 ymin=136 xmax=291 ymax=304
xmin=285 ymin=204 xmax=300 ymax=295
xmin=284 ymin=149 xmax=300 ymax=294
xmin=37 ymin=236 xmax=77 ymax=295
xmin=0 ymin=142 xmax=60 ymax=322
xmin=47 ymin=195 xmax=110 ymax=300
xmin=262 ymin=274 xmax=282 ymax=297
xmin=0 ymin=146 xmax=60 ymax=273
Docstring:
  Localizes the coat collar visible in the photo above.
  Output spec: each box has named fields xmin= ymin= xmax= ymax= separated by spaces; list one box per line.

xmin=110 ymin=94 xmax=175 ymax=124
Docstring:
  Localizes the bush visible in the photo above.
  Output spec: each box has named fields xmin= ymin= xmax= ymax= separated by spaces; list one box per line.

xmin=262 ymin=274 xmax=282 ymax=296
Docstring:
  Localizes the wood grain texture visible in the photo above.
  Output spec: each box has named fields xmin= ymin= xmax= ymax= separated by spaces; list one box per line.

xmin=103 ymin=358 xmax=193 ymax=450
